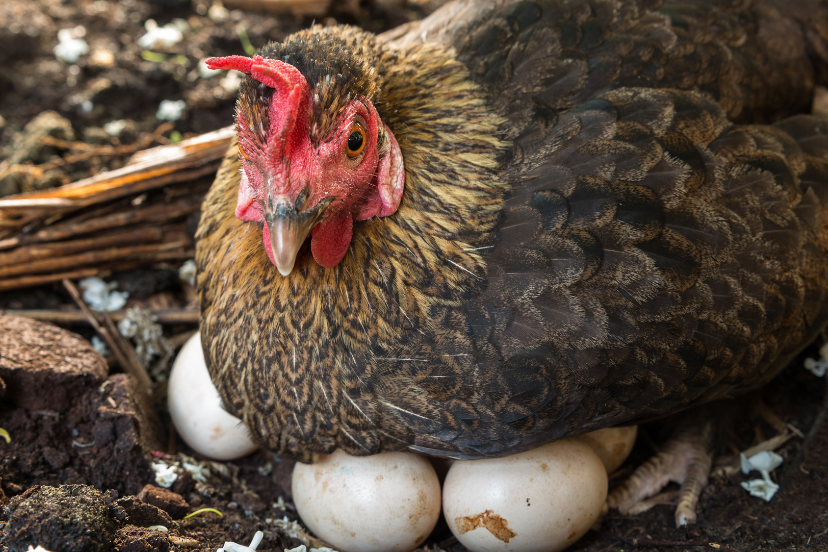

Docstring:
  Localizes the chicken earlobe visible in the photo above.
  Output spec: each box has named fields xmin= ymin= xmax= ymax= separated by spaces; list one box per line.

xmin=355 ymin=122 xmax=405 ymax=221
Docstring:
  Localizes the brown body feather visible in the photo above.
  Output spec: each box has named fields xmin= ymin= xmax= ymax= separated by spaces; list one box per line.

xmin=197 ymin=0 xmax=828 ymax=460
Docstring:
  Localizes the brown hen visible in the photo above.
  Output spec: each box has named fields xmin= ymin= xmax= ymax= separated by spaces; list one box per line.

xmin=196 ymin=0 xmax=828 ymax=523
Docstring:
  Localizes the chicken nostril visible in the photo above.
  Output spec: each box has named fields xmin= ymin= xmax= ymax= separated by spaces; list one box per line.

xmin=295 ymin=189 xmax=309 ymax=211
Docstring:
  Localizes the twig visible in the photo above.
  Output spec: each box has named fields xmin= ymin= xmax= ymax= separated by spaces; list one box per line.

xmin=222 ymin=0 xmax=332 ymax=16
xmin=0 ymin=241 xmax=191 ymax=279
xmin=0 ymin=123 xmax=175 ymax=182
xmin=100 ymin=311 xmax=153 ymax=392
xmin=0 ymin=227 xmax=164 ymax=266
xmin=0 ymin=268 xmax=99 ymax=292
xmin=0 ymin=162 xmax=217 ymax=238
xmin=0 ymin=126 xmax=231 ymax=214
xmin=602 ymin=534 xmax=740 ymax=552
xmin=711 ymin=431 xmax=795 ymax=478
xmin=61 ymin=279 xmax=153 ymax=394
xmin=4 ymin=309 xmax=199 ymax=325
xmin=21 ymin=197 xmax=202 ymax=245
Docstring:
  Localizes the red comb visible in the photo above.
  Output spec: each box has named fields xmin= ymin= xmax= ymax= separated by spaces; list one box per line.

xmin=205 ymin=55 xmax=305 ymax=94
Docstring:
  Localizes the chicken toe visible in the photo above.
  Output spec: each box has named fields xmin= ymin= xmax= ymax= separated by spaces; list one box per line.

xmin=607 ymin=422 xmax=713 ymax=527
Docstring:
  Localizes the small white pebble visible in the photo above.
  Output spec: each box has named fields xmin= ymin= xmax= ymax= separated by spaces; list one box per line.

xmin=55 ymin=36 xmax=89 ymax=64
xmin=156 ymin=99 xmax=186 ymax=121
xmin=138 ymin=19 xmax=183 ymax=49
xmin=89 ymin=49 xmax=115 ymax=68
xmin=221 ymin=530 xmax=264 ymax=552
xmin=103 ymin=119 xmax=128 ymax=137
xmin=170 ymin=18 xmax=191 ymax=32
xmin=179 ymin=259 xmax=196 ymax=286
xmin=182 ymin=461 xmax=210 ymax=482
xmin=272 ymin=516 xmax=304 ymax=540
xmin=208 ymin=2 xmax=229 ymax=21
xmin=804 ymin=342 xmax=828 ymax=376
xmin=91 ymin=336 xmax=110 ymax=357
xmin=151 ymin=462 xmax=178 ymax=488
xmin=78 ymin=100 xmax=94 ymax=114
xmin=741 ymin=450 xmax=783 ymax=476
xmin=740 ymin=450 xmax=783 ymax=502
xmin=79 ymin=277 xmax=129 ymax=312
xmin=27 ymin=546 xmax=55 ymax=552
xmin=741 ymin=478 xmax=780 ymax=501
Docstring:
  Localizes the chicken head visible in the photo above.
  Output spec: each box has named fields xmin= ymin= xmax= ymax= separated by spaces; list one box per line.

xmin=205 ymin=55 xmax=405 ymax=276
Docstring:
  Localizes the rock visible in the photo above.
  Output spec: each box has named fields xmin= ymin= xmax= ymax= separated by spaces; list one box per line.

xmin=0 ymin=314 xmax=107 ymax=411
xmin=3 ymin=485 xmax=120 ymax=552
xmin=0 ymin=112 xmax=75 ymax=197
xmin=232 ymin=491 xmax=266 ymax=513
xmin=42 ymin=447 xmax=70 ymax=470
xmin=116 ymin=496 xmax=173 ymax=528
xmin=170 ymin=470 xmax=193 ymax=497
xmin=87 ymin=375 xmax=164 ymax=494
xmin=0 ymin=315 xmax=163 ymax=495
xmin=117 ymin=527 xmax=171 ymax=552
xmin=137 ymin=485 xmax=189 ymax=519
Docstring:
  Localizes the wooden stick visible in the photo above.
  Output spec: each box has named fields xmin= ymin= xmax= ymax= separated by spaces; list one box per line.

xmin=3 ymin=309 xmax=199 ymax=325
xmin=101 ymin=311 xmax=154 ymax=393
xmin=222 ymin=0 xmax=331 ymax=16
xmin=0 ymin=196 xmax=202 ymax=252
xmin=28 ymin=197 xmax=203 ymax=243
xmin=0 ymin=268 xmax=100 ymax=291
xmin=0 ymin=126 xmax=232 ymax=210
xmin=0 ymin=227 xmax=164 ymax=266
xmin=0 ymin=241 xmax=191 ymax=279
xmin=62 ymin=278 xmax=153 ymax=393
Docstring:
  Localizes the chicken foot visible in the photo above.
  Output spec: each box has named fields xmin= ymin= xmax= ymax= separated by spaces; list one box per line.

xmin=607 ymin=420 xmax=713 ymax=527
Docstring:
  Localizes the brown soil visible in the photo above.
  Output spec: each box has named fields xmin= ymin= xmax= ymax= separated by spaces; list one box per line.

xmin=2 ymin=1 xmax=828 ymax=552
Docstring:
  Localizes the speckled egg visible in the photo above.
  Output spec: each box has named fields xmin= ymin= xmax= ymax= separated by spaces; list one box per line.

xmin=292 ymin=449 xmax=441 ymax=552
xmin=167 ymin=331 xmax=259 ymax=460
xmin=574 ymin=426 xmax=638 ymax=473
xmin=443 ymin=439 xmax=607 ymax=552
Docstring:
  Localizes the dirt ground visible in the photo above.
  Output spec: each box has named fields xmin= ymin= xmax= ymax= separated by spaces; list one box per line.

xmin=1 ymin=1 xmax=828 ymax=552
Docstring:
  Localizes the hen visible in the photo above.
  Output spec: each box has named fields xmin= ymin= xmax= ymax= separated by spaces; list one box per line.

xmin=197 ymin=0 xmax=828 ymax=524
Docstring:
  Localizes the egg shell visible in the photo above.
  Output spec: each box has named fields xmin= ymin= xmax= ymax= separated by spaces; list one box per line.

xmin=574 ymin=426 xmax=638 ymax=473
xmin=167 ymin=331 xmax=259 ymax=460
xmin=443 ymin=439 xmax=607 ymax=552
xmin=292 ymin=449 xmax=441 ymax=552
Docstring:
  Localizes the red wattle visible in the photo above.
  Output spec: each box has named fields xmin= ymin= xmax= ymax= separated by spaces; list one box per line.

xmin=311 ymin=214 xmax=353 ymax=268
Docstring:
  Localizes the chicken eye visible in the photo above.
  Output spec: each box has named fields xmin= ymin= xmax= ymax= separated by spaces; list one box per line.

xmin=346 ymin=124 xmax=366 ymax=157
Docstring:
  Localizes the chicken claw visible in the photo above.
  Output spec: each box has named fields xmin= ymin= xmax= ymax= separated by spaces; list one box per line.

xmin=608 ymin=423 xmax=713 ymax=527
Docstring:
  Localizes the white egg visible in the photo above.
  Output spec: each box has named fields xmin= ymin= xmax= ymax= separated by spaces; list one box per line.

xmin=443 ymin=440 xmax=607 ymax=552
xmin=167 ymin=331 xmax=259 ymax=460
xmin=574 ymin=425 xmax=638 ymax=473
xmin=292 ymin=449 xmax=441 ymax=552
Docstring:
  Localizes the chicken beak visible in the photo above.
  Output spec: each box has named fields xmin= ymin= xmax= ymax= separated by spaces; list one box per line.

xmin=264 ymin=198 xmax=330 ymax=276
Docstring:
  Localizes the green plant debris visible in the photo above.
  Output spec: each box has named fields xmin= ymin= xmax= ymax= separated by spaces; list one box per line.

xmin=183 ymin=507 xmax=224 ymax=520
xmin=142 ymin=51 xmax=169 ymax=63
xmin=236 ymin=25 xmax=256 ymax=56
